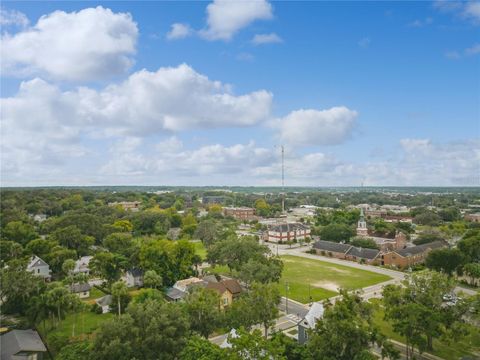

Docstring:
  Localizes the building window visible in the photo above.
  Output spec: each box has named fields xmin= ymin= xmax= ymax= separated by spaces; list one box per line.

xmin=223 ymin=298 xmax=228 ymax=305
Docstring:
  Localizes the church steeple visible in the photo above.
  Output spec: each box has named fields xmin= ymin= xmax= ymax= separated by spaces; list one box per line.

xmin=356 ymin=207 xmax=368 ymax=237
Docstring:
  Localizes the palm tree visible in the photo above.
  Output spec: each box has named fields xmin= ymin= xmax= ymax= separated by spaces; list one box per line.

xmin=111 ymin=281 xmax=128 ymax=316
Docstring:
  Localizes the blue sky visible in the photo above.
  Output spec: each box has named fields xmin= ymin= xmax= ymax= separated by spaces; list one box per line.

xmin=1 ymin=1 xmax=479 ymax=186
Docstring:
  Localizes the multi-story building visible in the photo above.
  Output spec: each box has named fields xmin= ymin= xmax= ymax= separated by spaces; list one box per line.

xmin=266 ymin=222 xmax=310 ymax=243
xmin=382 ymin=241 xmax=447 ymax=269
xmin=108 ymin=201 xmax=141 ymax=211
xmin=223 ymin=207 xmax=256 ymax=220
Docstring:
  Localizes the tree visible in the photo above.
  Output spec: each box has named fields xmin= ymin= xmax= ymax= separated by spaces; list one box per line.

xmin=255 ymin=199 xmax=271 ymax=217
xmin=463 ymin=262 xmax=480 ymax=286
xmin=111 ymin=281 xmax=129 ymax=316
xmin=143 ymin=270 xmax=163 ymax=289
xmin=50 ymin=225 xmax=94 ymax=255
xmin=3 ymin=221 xmax=38 ymax=245
xmin=373 ymin=219 xmax=395 ymax=237
xmin=350 ymin=237 xmax=380 ymax=250
xmin=207 ymin=236 xmax=269 ymax=273
xmin=383 ymin=271 xmax=467 ymax=357
xmin=45 ymin=283 xmax=76 ymax=327
xmin=194 ymin=219 xmax=218 ymax=246
xmin=180 ymin=336 xmax=225 ymax=360
xmin=457 ymin=234 xmax=480 ymax=263
xmin=248 ymin=283 xmax=281 ymax=338
xmin=45 ymin=246 xmax=77 ymax=275
xmin=0 ymin=240 xmax=23 ymax=265
xmin=228 ymin=328 xmax=287 ymax=360
xmin=112 ymin=219 xmax=133 ymax=233
xmin=319 ymin=223 xmax=355 ymax=243
xmin=438 ymin=207 xmax=461 ymax=222
xmin=62 ymin=259 xmax=76 ymax=277
xmin=0 ymin=260 xmax=46 ymax=315
xmin=414 ymin=211 xmax=441 ymax=226
xmin=91 ymin=252 xmax=127 ymax=285
xmin=425 ymin=248 xmax=464 ymax=276
xmin=238 ymin=257 xmax=283 ymax=285
xmin=185 ymin=287 xmax=222 ymax=338
xmin=413 ymin=230 xmax=444 ymax=245
xmin=93 ymin=300 xmax=190 ymax=360
xmin=25 ymin=238 xmax=56 ymax=257
xmin=56 ymin=341 xmax=92 ymax=360
xmin=307 ymin=290 xmax=397 ymax=360
xmin=103 ymin=232 xmax=134 ymax=256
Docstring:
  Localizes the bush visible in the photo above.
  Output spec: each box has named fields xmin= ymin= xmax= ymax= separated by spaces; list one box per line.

xmin=91 ymin=303 xmax=103 ymax=314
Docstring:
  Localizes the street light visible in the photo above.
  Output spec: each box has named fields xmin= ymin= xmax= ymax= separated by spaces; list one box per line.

xmin=285 ymin=281 xmax=289 ymax=313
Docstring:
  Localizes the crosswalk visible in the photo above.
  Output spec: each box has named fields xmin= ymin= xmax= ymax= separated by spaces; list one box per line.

xmin=285 ymin=313 xmax=302 ymax=323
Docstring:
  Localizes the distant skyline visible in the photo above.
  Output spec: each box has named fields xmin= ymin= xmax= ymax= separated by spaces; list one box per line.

xmin=1 ymin=1 xmax=479 ymax=187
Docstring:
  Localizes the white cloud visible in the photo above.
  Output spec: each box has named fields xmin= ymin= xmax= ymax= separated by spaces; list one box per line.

xmin=434 ymin=0 xmax=480 ymax=24
xmin=0 ymin=8 xmax=29 ymax=27
xmin=199 ymin=0 xmax=273 ymax=41
xmin=1 ymin=6 xmax=138 ymax=81
xmin=358 ymin=37 xmax=371 ymax=48
xmin=465 ymin=43 xmax=480 ymax=55
xmin=251 ymin=32 xmax=282 ymax=45
xmin=408 ymin=17 xmax=433 ymax=27
xmin=273 ymin=106 xmax=358 ymax=146
xmin=445 ymin=42 xmax=480 ymax=59
xmin=166 ymin=23 xmax=192 ymax=40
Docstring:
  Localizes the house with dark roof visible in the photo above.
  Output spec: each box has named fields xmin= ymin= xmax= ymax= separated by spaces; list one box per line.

xmin=345 ymin=247 xmax=381 ymax=264
xmin=122 ymin=269 xmax=144 ymax=288
xmin=69 ymin=283 xmax=91 ymax=299
xmin=382 ymin=241 xmax=447 ymax=269
xmin=266 ymin=222 xmax=311 ymax=243
xmin=312 ymin=240 xmax=351 ymax=259
xmin=1 ymin=329 xmax=47 ymax=360
xmin=26 ymin=256 xmax=51 ymax=280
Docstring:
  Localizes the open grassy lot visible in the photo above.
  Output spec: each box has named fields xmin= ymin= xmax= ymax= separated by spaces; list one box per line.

xmin=370 ymin=299 xmax=480 ymax=359
xmin=191 ymin=241 xmax=207 ymax=260
xmin=279 ymin=255 xmax=391 ymax=303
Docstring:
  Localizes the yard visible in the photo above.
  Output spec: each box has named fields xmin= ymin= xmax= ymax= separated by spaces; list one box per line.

xmin=279 ymin=255 xmax=391 ymax=303
xmin=191 ymin=240 xmax=207 ymax=260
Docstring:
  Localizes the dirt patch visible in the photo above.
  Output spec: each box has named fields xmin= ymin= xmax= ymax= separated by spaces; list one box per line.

xmin=313 ymin=281 xmax=340 ymax=292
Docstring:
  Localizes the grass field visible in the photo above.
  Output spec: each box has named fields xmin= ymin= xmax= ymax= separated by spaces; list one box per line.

xmin=191 ymin=241 xmax=207 ymax=260
xmin=370 ymin=299 xmax=480 ymax=359
xmin=279 ymin=255 xmax=391 ymax=303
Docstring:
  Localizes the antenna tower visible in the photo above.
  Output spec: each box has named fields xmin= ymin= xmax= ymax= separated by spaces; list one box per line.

xmin=281 ymin=145 xmax=285 ymax=213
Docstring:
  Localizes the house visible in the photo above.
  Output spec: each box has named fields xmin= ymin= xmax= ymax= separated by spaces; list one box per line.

xmin=382 ymin=241 xmax=447 ymax=269
xmin=223 ymin=207 xmax=256 ymax=221
xmin=70 ymin=283 xmax=91 ymax=299
xmin=266 ymin=223 xmax=311 ymax=243
xmin=206 ymin=282 xmax=233 ymax=308
xmin=345 ymin=246 xmax=381 ymax=265
xmin=370 ymin=231 xmax=408 ymax=252
xmin=312 ymin=240 xmax=351 ymax=259
xmin=31 ymin=214 xmax=47 ymax=223
xmin=95 ymin=295 xmax=112 ymax=314
xmin=222 ymin=279 xmax=243 ymax=300
xmin=73 ymin=256 xmax=93 ymax=275
xmin=26 ymin=256 xmax=51 ymax=280
xmin=108 ymin=201 xmax=141 ymax=212
xmin=1 ymin=329 xmax=47 ymax=360
xmin=465 ymin=213 xmax=480 ymax=223
xmin=122 ymin=269 xmax=144 ymax=288
xmin=297 ymin=303 xmax=325 ymax=344
xmin=166 ymin=277 xmax=205 ymax=302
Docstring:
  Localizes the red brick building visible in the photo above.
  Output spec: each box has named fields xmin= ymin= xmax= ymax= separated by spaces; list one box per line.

xmin=223 ymin=207 xmax=256 ymax=220
xmin=266 ymin=223 xmax=310 ymax=243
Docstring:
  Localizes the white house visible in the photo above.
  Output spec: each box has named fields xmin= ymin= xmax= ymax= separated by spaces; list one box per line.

xmin=95 ymin=295 xmax=112 ymax=314
xmin=70 ymin=283 xmax=91 ymax=299
xmin=27 ymin=256 xmax=51 ymax=280
xmin=73 ymin=256 xmax=93 ymax=275
xmin=297 ymin=302 xmax=324 ymax=344
xmin=122 ymin=269 xmax=144 ymax=288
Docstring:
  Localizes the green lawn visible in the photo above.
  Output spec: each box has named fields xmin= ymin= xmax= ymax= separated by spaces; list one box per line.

xmin=279 ymin=255 xmax=391 ymax=303
xmin=371 ymin=299 xmax=480 ymax=359
xmin=191 ymin=241 xmax=207 ymax=260
xmin=39 ymin=311 xmax=113 ymax=353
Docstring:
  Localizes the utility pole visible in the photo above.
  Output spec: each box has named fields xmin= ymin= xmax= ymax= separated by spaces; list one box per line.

xmin=285 ymin=281 xmax=289 ymax=314
xmin=281 ymin=145 xmax=285 ymax=214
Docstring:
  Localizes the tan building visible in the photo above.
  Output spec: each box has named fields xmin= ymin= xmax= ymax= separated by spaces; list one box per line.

xmin=382 ymin=241 xmax=447 ymax=269
xmin=223 ymin=207 xmax=256 ymax=220
xmin=108 ymin=201 xmax=141 ymax=212
xmin=465 ymin=213 xmax=480 ymax=223
xmin=356 ymin=208 xmax=369 ymax=237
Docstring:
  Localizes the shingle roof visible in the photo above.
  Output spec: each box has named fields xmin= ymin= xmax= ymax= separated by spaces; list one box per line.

xmin=27 ymin=256 xmax=48 ymax=270
xmin=312 ymin=240 xmax=351 ymax=254
xmin=128 ymin=268 xmax=144 ymax=277
xmin=1 ymin=330 xmax=47 ymax=359
xmin=95 ymin=295 xmax=112 ymax=307
xmin=206 ymin=282 xmax=227 ymax=295
xmin=269 ymin=223 xmax=309 ymax=233
xmin=166 ymin=287 xmax=187 ymax=301
xmin=395 ymin=241 xmax=447 ymax=257
xmin=70 ymin=283 xmax=91 ymax=293
xmin=346 ymin=246 xmax=380 ymax=260
xmin=222 ymin=279 xmax=242 ymax=295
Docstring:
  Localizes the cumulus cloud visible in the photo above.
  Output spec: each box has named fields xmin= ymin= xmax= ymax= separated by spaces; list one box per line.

xmin=199 ymin=0 xmax=273 ymax=41
xmin=434 ymin=0 xmax=480 ymax=24
xmin=408 ymin=17 xmax=433 ymax=27
xmin=166 ymin=23 xmax=192 ymax=40
xmin=251 ymin=33 xmax=282 ymax=45
xmin=1 ymin=6 xmax=138 ymax=81
xmin=0 ymin=8 xmax=29 ymax=27
xmin=273 ymin=106 xmax=358 ymax=146
xmin=445 ymin=42 xmax=480 ymax=59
